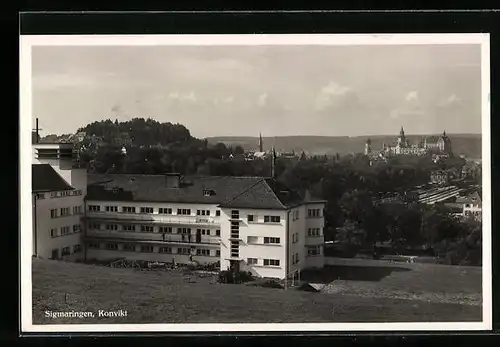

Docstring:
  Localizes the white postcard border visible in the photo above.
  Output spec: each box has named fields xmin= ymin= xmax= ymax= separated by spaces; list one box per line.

xmin=20 ymin=33 xmax=492 ymax=333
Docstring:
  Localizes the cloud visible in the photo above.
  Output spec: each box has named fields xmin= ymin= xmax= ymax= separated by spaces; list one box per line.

xmin=405 ymin=91 xmax=419 ymax=102
xmin=314 ymin=81 xmax=358 ymax=112
xmin=257 ymin=93 xmax=268 ymax=107
xmin=438 ymin=94 xmax=462 ymax=107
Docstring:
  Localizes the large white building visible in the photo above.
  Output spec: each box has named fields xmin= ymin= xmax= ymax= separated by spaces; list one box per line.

xmin=84 ymin=173 xmax=326 ymax=279
xmin=32 ymin=140 xmax=87 ymax=260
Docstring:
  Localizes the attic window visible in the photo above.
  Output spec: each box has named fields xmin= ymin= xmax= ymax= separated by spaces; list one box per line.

xmin=203 ymin=189 xmax=215 ymax=197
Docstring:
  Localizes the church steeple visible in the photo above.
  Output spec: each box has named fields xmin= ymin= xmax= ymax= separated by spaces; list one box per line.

xmin=400 ymin=125 xmax=405 ymax=137
xmin=259 ymin=132 xmax=263 ymax=152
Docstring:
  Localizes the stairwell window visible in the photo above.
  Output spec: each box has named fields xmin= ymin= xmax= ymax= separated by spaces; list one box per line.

xmin=263 ymin=259 xmax=280 ymax=267
xmin=264 ymin=237 xmax=280 ymax=245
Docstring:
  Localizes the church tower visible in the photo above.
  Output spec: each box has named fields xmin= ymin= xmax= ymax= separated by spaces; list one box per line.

xmin=364 ymin=138 xmax=372 ymax=156
xmin=259 ymin=133 xmax=263 ymax=152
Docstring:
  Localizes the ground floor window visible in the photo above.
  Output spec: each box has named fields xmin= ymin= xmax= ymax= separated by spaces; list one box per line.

xmin=123 ymin=244 xmax=135 ymax=252
xmin=73 ymin=244 xmax=81 ymax=253
xmin=196 ymin=248 xmax=210 ymax=256
xmin=61 ymin=246 xmax=71 ymax=256
xmin=263 ymin=259 xmax=280 ymax=267
xmin=140 ymin=245 xmax=154 ymax=253
xmin=159 ymin=247 xmax=172 ymax=254
xmin=178 ymin=247 xmax=191 ymax=255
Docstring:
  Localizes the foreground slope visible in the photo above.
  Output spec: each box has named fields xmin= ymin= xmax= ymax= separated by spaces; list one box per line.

xmin=32 ymin=259 xmax=482 ymax=324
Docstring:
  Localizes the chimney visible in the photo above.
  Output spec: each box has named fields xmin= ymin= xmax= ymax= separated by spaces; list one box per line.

xmin=165 ymin=173 xmax=181 ymax=188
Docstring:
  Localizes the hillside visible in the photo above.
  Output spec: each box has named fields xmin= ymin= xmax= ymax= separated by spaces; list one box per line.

xmin=32 ymin=258 xmax=481 ymax=324
xmin=206 ymin=134 xmax=482 ymax=158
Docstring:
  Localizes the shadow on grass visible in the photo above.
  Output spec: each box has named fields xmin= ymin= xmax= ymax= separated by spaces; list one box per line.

xmin=301 ymin=265 xmax=412 ymax=283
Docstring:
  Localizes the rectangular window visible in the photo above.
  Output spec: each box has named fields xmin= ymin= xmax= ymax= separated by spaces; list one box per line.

xmin=88 ymin=243 xmax=100 ymax=249
xmin=247 ymin=214 xmax=255 ymax=222
xmin=106 ymin=243 xmax=118 ymax=250
xmin=60 ymin=226 xmax=70 ymax=236
xmin=73 ymin=206 xmax=82 ymax=215
xmin=159 ymin=226 xmax=172 ymax=233
xmin=50 ymin=209 xmax=58 ymax=218
xmin=159 ymin=207 xmax=172 ymax=214
xmin=308 ymin=209 xmax=321 ymax=218
xmin=216 ymin=210 xmax=221 ymax=216
xmin=247 ymin=236 xmax=258 ymax=244
xmin=140 ymin=225 xmax=154 ymax=233
xmin=197 ymin=210 xmax=210 ymax=216
xmin=105 ymin=224 xmax=118 ymax=231
xmin=177 ymin=227 xmax=190 ymax=234
xmin=73 ymin=244 xmax=81 ymax=253
xmin=159 ymin=247 xmax=172 ymax=254
xmin=177 ymin=247 xmax=191 ymax=255
xmin=88 ymin=205 xmax=101 ymax=212
xmin=216 ymin=250 xmax=221 ymax=257
xmin=122 ymin=224 xmax=136 ymax=232
xmin=308 ymin=228 xmax=321 ymax=237
xmin=50 ymin=228 xmax=58 ymax=238
xmin=177 ymin=209 xmax=191 ymax=215
xmin=140 ymin=245 xmax=154 ymax=253
xmin=247 ymin=258 xmax=258 ymax=265
xmin=122 ymin=206 xmax=136 ymax=213
xmin=264 ymin=216 xmax=281 ymax=223
xmin=61 ymin=247 xmax=71 ymax=256
xmin=196 ymin=249 xmax=210 ymax=256
xmin=263 ymin=259 xmax=280 ymax=267
xmin=60 ymin=207 xmax=70 ymax=216
xmin=307 ymin=246 xmax=321 ymax=256
xmin=216 ymin=230 xmax=221 ymax=237
xmin=105 ymin=206 xmax=118 ymax=212
xmin=72 ymin=224 xmax=81 ymax=233
xmin=89 ymin=222 xmax=101 ymax=230
xmin=264 ymin=237 xmax=280 ymax=244
xmin=140 ymin=207 xmax=154 ymax=214
xmin=123 ymin=244 xmax=135 ymax=252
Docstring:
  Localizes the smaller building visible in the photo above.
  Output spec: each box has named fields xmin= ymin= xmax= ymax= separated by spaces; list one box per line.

xmin=430 ymin=170 xmax=450 ymax=185
xmin=461 ymin=191 xmax=482 ymax=222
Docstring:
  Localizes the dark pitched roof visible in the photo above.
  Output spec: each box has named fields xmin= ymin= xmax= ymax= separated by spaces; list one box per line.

xmin=87 ymin=174 xmax=304 ymax=209
xmin=32 ymin=164 xmax=74 ymax=192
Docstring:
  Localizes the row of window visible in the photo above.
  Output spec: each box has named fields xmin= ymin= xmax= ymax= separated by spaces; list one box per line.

xmin=247 ymin=215 xmax=281 ymax=223
xmin=247 ymin=258 xmax=281 ymax=267
xmin=307 ymin=209 xmax=322 ymax=218
xmin=55 ymin=244 xmax=81 ymax=258
xmin=39 ymin=190 xmax=83 ymax=200
xmin=87 ymin=242 xmax=220 ymax=256
xmin=50 ymin=206 xmax=83 ymax=219
xmin=88 ymin=205 xmax=221 ymax=217
xmin=50 ymin=224 xmax=81 ymax=238
xmin=246 ymin=236 xmax=281 ymax=245
xmin=90 ymin=223 xmax=221 ymax=236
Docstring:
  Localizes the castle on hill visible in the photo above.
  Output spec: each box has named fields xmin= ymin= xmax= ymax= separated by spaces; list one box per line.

xmin=364 ymin=126 xmax=453 ymax=159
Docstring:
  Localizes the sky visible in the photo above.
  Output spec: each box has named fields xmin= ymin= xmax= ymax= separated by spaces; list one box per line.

xmin=31 ymin=44 xmax=483 ymax=138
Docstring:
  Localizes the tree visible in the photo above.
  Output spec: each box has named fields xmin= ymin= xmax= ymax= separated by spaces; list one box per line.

xmin=233 ymin=145 xmax=245 ymax=155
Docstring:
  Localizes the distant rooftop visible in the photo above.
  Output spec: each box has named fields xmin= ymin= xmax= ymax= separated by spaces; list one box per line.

xmin=32 ymin=164 xmax=74 ymax=192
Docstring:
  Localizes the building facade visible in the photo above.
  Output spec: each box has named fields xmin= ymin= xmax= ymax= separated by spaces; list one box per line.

xmin=83 ymin=173 xmax=326 ymax=279
xmin=32 ymin=141 xmax=87 ymax=260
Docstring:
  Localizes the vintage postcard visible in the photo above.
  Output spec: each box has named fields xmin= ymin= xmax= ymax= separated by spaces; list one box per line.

xmin=20 ymin=33 xmax=491 ymax=333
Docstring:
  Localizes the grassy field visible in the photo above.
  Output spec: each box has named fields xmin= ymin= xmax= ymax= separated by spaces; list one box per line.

xmin=32 ymin=258 xmax=482 ymax=324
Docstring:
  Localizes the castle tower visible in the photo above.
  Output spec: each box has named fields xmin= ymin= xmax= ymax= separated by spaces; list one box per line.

xmin=259 ymin=133 xmax=263 ymax=152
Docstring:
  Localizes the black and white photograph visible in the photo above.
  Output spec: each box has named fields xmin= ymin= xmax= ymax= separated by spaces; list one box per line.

xmin=20 ymin=34 xmax=491 ymax=332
